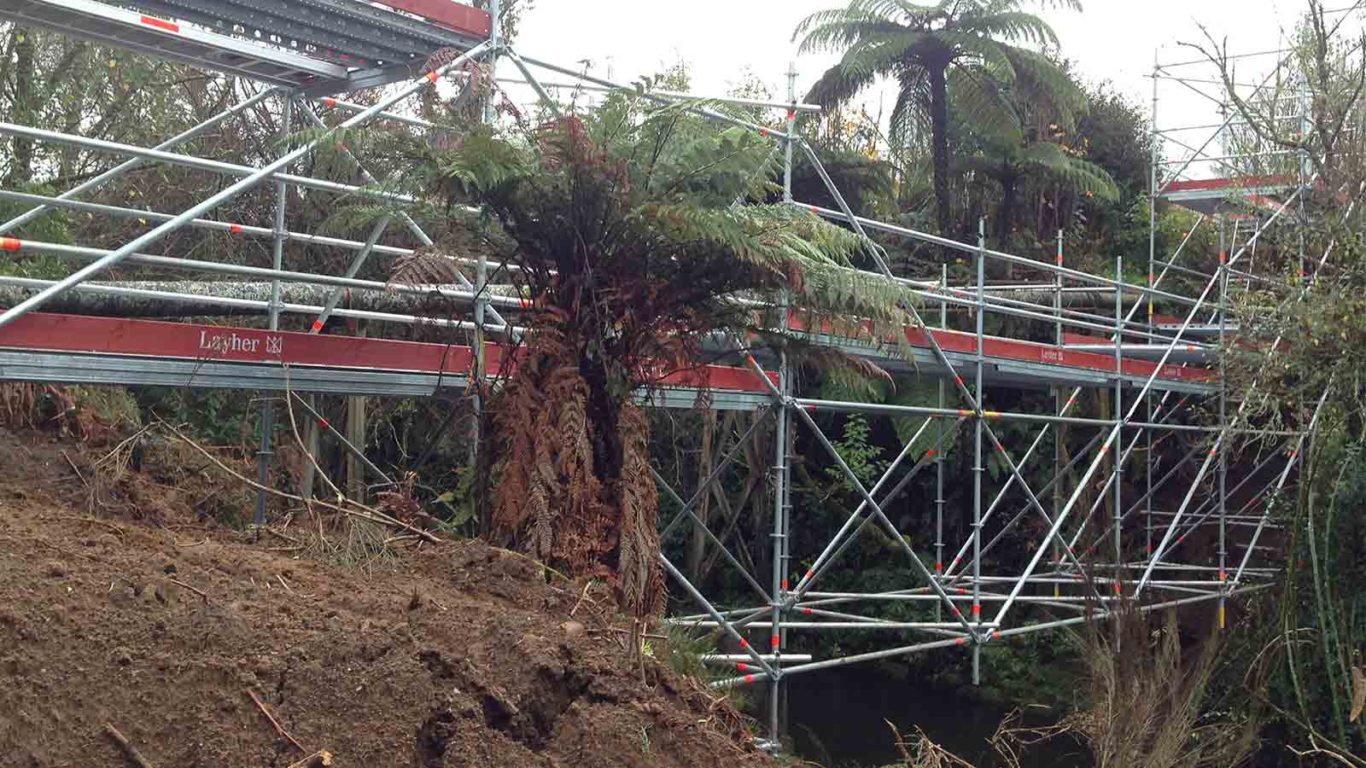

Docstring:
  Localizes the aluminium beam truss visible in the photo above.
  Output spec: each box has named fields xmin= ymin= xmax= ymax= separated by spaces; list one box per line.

xmin=0 ymin=2 xmax=1330 ymax=750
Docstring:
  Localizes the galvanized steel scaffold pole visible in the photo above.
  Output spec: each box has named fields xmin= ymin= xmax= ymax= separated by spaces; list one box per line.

xmin=1135 ymin=183 xmax=1347 ymax=597
xmin=1013 ymin=185 xmax=1303 ymax=618
xmin=0 ymin=123 xmax=429 ymax=205
xmin=0 ymin=86 xmax=280 ymax=235
xmin=1113 ymin=231 xmax=1124 ymax=611
xmin=935 ymin=263 xmax=947 ymax=620
xmin=971 ymin=218 xmax=986 ymax=684
xmin=0 ymin=38 xmax=496 ymax=330
xmin=1218 ymin=217 xmax=1229 ymax=629
xmin=472 ymin=0 xmax=503 ymax=502
xmin=254 ymin=92 xmax=294 ymax=525
xmin=765 ymin=61 xmax=800 ymax=744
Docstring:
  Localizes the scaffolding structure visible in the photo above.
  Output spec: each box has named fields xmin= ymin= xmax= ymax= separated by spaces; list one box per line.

xmin=0 ymin=0 xmax=1332 ymax=749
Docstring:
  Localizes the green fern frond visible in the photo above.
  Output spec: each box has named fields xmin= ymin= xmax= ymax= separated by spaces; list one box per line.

xmin=806 ymin=60 xmax=883 ymax=108
xmin=1001 ymin=47 xmax=1087 ymax=121
xmin=962 ymin=10 xmax=1061 ymax=46
xmin=1018 ymin=142 xmax=1120 ymax=200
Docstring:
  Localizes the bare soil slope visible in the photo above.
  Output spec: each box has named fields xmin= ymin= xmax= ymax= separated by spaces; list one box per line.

xmin=0 ymin=427 xmax=771 ymax=768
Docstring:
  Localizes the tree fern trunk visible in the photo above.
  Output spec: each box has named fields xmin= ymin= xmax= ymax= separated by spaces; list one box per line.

xmin=999 ymin=173 xmax=1017 ymax=280
xmin=998 ymin=173 xmax=1017 ymax=245
xmin=488 ymin=325 xmax=664 ymax=617
xmin=929 ymin=63 xmax=953 ymax=240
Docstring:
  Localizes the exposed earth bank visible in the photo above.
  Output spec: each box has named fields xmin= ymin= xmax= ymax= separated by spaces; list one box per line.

xmin=0 ymin=426 xmax=773 ymax=767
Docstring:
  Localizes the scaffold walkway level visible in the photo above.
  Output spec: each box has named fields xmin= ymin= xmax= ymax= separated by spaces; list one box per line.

xmin=0 ymin=313 xmax=777 ymax=407
xmin=0 ymin=0 xmax=490 ymax=92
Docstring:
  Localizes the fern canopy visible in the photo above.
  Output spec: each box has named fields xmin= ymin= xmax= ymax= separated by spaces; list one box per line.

xmin=384 ymin=97 xmax=920 ymax=616
xmin=796 ymin=0 xmax=1080 ymax=237
xmin=410 ymin=103 xmax=921 ymax=378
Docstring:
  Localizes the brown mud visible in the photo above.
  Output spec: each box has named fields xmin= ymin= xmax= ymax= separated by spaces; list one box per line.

xmin=0 ymin=426 xmax=773 ymax=768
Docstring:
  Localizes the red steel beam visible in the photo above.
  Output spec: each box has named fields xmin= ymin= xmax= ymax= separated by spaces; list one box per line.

xmin=1162 ymin=174 xmax=1293 ymax=194
xmin=375 ymin=1 xmax=491 ymax=38
xmin=786 ymin=313 xmax=1212 ymax=385
xmin=0 ymin=311 xmax=1212 ymax=392
xmin=0 ymin=313 xmax=774 ymax=393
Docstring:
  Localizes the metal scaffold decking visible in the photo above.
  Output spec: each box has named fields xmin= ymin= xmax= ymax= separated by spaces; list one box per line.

xmin=0 ymin=0 xmax=490 ymax=91
xmin=0 ymin=0 xmax=1330 ymax=747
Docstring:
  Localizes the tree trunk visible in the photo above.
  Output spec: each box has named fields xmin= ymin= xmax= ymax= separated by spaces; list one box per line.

xmin=0 ymin=280 xmax=1140 ymax=318
xmin=928 ymin=63 xmax=953 ymax=241
xmin=997 ymin=173 xmax=1018 ymax=245
xmin=299 ymin=395 xmax=320 ymax=500
xmin=999 ymin=172 xmax=1018 ymax=280
xmin=347 ymin=328 xmax=368 ymax=502
xmin=487 ymin=324 xmax=665 ymax=617
xmin=10 ymin=28 xmax=36 ymax=184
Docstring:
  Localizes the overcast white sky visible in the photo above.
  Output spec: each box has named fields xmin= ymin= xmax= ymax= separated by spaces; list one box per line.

xmin=510 ymin=0 xmax=1323 ymax=121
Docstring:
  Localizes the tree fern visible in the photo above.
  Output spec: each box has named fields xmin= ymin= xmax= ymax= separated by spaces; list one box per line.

xmin=372 ymin=97 xmax=921 ymax=616
xmin=796 ymin=0 xmax=1080 ymax=238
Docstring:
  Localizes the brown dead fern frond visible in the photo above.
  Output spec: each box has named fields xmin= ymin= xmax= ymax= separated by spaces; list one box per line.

xmin=616 ymin=402 xmax=665 ymax=618
xmin=0 ymin=382 xmax=40 ymax=429
xmin=490 ymin=369 xmax=541 ymax=536
xmin=543 ymin=360 xmax=610 ymax=576
xmin=388 ymin=245 xmax=466 ymax=288
xmin=490 ymin=324 xmax=565 ymax=541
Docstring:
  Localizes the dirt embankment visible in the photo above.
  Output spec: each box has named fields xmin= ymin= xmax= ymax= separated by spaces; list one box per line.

xmin=0 ymin=427 xmax=773 ymax=768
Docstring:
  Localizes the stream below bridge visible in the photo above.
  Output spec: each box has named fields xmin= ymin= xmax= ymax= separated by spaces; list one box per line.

xmin=766 ymin=665 xmax=1090 ymax=767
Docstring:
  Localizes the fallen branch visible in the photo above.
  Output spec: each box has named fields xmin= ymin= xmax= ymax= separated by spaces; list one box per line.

xmin=488 ymin=545 xmax=569 ymax=582
xmin=156 ymin=419 xmax=440 ymax=544
xmin=102 ymin=722 xmax=156 ymax=768
xmin=167 ymin=577 xmax=209 ymax=602
xmin=246 ymin=688 xmax=308 ymax=754
xmin=60 ymin=450 xmax=88 ymax=487
xmin=280 ymin=379 xmax=347 ymax=504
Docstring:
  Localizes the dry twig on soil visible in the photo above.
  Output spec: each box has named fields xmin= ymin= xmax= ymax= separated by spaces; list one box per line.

xmin=102 ymin=722 xmax=156 ymax=768
xmin=571 ymin=578 xmax=598 ymax=617
xmin=167 ymin=577 xmax=209 ymax=602
xmin=60 ymin=450 xmax=87 ymax=487
xmin=246 ymin=688 xmax=308 ymax=754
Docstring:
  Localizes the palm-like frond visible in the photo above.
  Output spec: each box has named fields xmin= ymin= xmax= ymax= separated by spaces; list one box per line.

xmin=838 ymin=31 xmax=931 ymax=78
xmin=794 ymin=0 xmax=941 ymax=44
xmin=889 ymin=67 xmax=932 ymax=146
xmin=631 ymin=203 xmax=920 ymax=325
xmin=1030 ymin=0 xmax=1081 ymax=10
xmin=938 ymin=31 xmax=1019 ymax=80
xmin=806 ymin=59 xmax=884 ymax=108
xmin=1018 ymin=142 xmax=1120 ymax=200
xmin=429 ymin=129 xmax=532 ymax=201
xmin=961 ymin=10 xmax=1061 ymax=46
xmin=388 ymin=245 xmax=466 ymax=287
xmin=947 ymin=66 xmax=1019 ymax=143
xmin=796 ymin=16 xmax=909 ymax=53
xmin=1000 ymin=47 xmax=1086 ymax=122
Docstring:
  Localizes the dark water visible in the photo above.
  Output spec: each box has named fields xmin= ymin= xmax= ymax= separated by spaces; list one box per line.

xmin=778 ymin=666 xmax=1090 ymax=767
